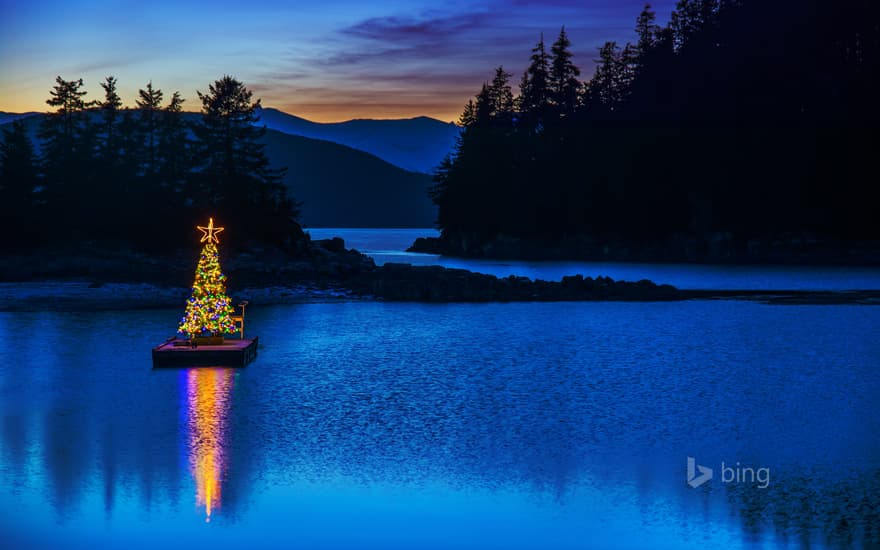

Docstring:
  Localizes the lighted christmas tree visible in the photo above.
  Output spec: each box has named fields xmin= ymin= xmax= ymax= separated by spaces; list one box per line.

xmin=178 ymin=218 xmax=237 ymax=337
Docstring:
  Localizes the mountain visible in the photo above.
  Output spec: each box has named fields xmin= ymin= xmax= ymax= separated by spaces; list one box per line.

xmin=256 ymin=107 xmax=460 ymax=174
xmin=261 ymin=128 xmax=435 ymax=227
xmin=0 ymin=112 xmax=38 ymax=126
xmin=1 ymin=107 xmax=460 ymax=174
xmin=0 ymin=112 xmax=436 ymax=228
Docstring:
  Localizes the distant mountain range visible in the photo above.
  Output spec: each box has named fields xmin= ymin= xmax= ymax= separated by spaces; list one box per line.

xmin=261 ymin=129 xmax=435 ymax=228
xmin=0 ymin=112 xmax=39 ymax=126
xmin=256 ymin=107 xmax=459 ymax=174
xmin=2 ymin=108 xmax=460 ymax=174
xmin=0 ymin=110 xmax=440 ymax=227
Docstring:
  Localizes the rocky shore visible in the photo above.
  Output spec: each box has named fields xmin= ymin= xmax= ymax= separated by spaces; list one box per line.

xmin=349 ymin=264 xmax=679 ymax=302
xmin=1 ymin=237 xmax=879 ymax=310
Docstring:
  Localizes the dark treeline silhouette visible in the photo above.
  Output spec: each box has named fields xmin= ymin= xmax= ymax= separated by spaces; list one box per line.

xmin=429 ymin=0 xmax=880 ymax=261
xmin=0 ymin=75 xmax=303 ymax=252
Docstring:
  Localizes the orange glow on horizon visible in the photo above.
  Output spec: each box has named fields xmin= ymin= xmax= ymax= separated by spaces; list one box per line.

xmin=0 ymin=92 xmax=463 ymax=124
xmin=272 ymin=103 xmax=463 ymax=124
xmin=186 ymin=368 xmax=234 ymax=522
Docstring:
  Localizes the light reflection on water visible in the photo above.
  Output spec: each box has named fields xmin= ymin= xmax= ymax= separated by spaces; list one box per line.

xmin=0 ymin=301 xmax=878 ymax=548
xmin=183 ymin=368 xmax=234 ymax=522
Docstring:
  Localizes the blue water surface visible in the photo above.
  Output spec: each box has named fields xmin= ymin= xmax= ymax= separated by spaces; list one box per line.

xmin=1 ymin=300 xmax=878 ymax=549
xmin=306 ymin=228 xmax=880 ymax=290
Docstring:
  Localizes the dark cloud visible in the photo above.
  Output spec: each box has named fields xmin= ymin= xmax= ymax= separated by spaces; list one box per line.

xmin=343 ymin=11 xmax=492 ymax=43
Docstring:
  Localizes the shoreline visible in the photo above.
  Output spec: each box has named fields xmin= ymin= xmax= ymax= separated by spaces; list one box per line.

xmin=2 ymin=279 xmax=878 ymax=311
xmin=2 ymin=240 xmax=880 ymax=310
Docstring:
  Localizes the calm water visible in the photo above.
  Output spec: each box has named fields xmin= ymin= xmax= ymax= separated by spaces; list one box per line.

xmin=306 ymin=228 xmax=880 ymax=290
xmin=1 ymin=300 xmax=878 ymax=549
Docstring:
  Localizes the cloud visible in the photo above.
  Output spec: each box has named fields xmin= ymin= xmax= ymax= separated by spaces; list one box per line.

xmin=251 ymin=1 xmax=680 ymax=120
xmin=342 ymin=11 xmax=492 ymax=43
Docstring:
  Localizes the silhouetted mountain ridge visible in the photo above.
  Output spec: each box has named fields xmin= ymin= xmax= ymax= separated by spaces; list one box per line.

xmin=255 ymin=107 xmax=459 ymax=174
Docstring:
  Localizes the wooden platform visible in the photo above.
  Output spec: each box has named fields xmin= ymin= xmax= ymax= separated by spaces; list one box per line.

xmin=152 ymin=337 xmax=259 ymax=368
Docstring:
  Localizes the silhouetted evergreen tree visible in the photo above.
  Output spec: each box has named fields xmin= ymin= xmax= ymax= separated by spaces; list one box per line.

xmin=472 ymin=84 xmax=493 ymax=127
xmin=585 ymin=42 xmax=626 ymax=111
xmin=192 ymin=75 xmax=301 ymax=245
xmin=458 ymin=99 xmax=477 ymax=127
xmin=134 ymin=90 xmax=194 ymax=246
xmin=38 ymin=76 xmax=98 ymax=233
xmin=518 ymin=35 xmax=551 ymax=126
xmin=157 ymin=92 xmax=190 ymax=195
xmin=90 ymin=75 xmax=129 ymax=239
xmin=0 ymin=120 xmax=40 ymax=247
xmin=635 ymin=4 xmax=660 ymax=58
xmin=136 ymin=81 xmax=163 ymax=177
xmin=98 ymin=76 xmax=122 ymax=161
xmin=669 ymin=0 xmax=719 ymax=51
xmin=488 ymin=67 xmax=514 ymax=125
xmin=549 ymin=27 xmax=581 ymax=117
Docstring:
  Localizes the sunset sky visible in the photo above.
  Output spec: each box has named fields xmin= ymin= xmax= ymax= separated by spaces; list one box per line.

xmin=0 ymin=0 xmax=675 ymax=122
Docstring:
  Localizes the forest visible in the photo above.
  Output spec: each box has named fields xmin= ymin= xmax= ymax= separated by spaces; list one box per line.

xmin=0 ymin=76 xmax=303 ymax=252
xmin=428 ymin=0 xmax=880 ymax=260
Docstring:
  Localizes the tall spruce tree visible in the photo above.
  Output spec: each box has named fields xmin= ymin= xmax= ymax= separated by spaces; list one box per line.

xmin=137 ymin=81 xmax=164 ymax=177
xmin=473 ymin=84 xmax=493 ymax=127
xmin=98 ymin=76 xmax=122 ymax=161
xmin=38 ymin=76 xmax=96 ymax=231
xmin=549 ymin=27 xmax=581 ymax=117
xmin=669 ymin=0 xmax=719 ymax=50
xmin=587 ymin=42 xmax=626 ymax=110
xmin=635 ymin=4 xmax=660 ymax=57
xmin=519 ymin=35 xmax=551 ymax=126
xmin=0 ymin=120 xmax=40 ymax=246
xmin=488 ymin=66 xmax=514 ymax=124
xmin=157 ymin=91 xmax=190 ymax=194
xmin=192 ymin=75 xmax=300 ymax=244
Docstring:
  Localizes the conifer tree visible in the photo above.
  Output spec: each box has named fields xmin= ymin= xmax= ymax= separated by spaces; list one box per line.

xmin=137 ymin=81 xmax=164 ymax=176
xmin=179 ymin=218 xmax=236 ymax=337
xmin=488 ymin=66 xmax=514 ymax=124
xmin=670 ymin=0 xmax=719 ymax=50
xmin=549 ymin=27 xmax=581 ymax=117
xmin=158 ymin=91 xmax=190 ymax=194
xmin=0 ymin=120 xmax=40 ymax=245
xmin=519 ymin=35 xmax=551 ymax=125
xmin=38 ymin=76 xmax=95 ymax=223
xmin=458 ymin=99 xmax=477 ymax=127
xmin=635 ymin=4 xmax=660 ymax=57
xmin=587 ymin=41 xmax=626 ymax=109
xmin=98 ymin=76 xmax=122 ymax=161
xmin=192 ymin=75 xmax=299 ymax=243
xmin=473 ymin=84 xmax=493 ymax=127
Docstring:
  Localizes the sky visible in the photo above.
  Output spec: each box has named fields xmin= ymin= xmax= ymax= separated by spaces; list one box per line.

xmin=0 ymin=0 xmax=676 ymax=122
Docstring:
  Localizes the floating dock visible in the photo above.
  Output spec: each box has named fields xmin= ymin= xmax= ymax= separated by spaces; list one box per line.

xmin=152 ymin=337 xmax=259 ymax=368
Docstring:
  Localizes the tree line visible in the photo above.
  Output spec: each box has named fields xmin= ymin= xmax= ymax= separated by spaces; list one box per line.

xmin=431 ymin=0 xmax=880 ymax=255
xmin=0 ymin=75 xmax=302 ymax=252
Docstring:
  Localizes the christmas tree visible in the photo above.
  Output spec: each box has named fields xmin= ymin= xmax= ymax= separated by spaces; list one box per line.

xmin=178 ymin=218 xmax=237 ymax=337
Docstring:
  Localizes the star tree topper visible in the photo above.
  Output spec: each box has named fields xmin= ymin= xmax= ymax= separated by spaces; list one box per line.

xmin=197 ymin=218 xmax=225 ymax=244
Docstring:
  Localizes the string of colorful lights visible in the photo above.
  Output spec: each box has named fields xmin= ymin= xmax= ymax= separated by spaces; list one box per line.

xmin=178 ymin=219 xmax=236 ymax=336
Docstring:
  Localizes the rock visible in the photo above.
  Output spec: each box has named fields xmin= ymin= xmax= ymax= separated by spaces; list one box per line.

xmin=315 ymin=237 xmax=345 ymax=253
xmin=345 ymin=263 xmax=683 ymax=303
xmin=407 ymin=237 xmax=444 ymax=254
